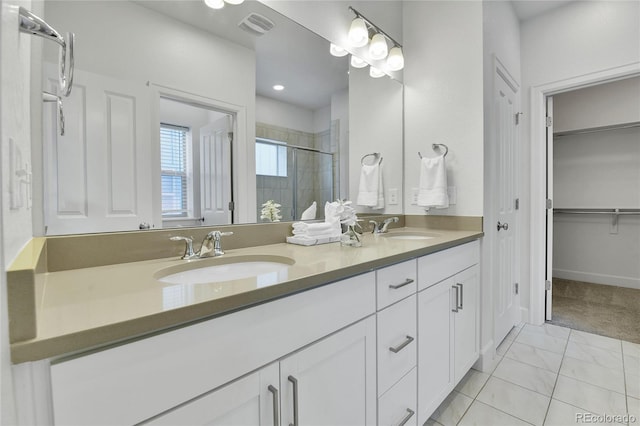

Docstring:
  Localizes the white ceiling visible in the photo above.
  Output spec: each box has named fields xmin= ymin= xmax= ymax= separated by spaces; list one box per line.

xmin=135 ymin=0 xmax=348 ymax=111
xmin=511 ymin=0 xmax=575 ymax=21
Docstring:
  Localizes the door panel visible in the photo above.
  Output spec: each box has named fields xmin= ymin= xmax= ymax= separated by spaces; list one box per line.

xmin=200 ymin=115 xmax=232 ymax=225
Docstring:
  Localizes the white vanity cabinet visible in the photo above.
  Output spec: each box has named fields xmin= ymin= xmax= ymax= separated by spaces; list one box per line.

xmin=416 ymin=241 xmax=480 ymax=425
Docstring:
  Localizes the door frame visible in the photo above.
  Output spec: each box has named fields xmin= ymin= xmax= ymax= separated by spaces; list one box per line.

xmin=528 ymin=62 xmax=640 ymax=325
xmin=149 ymin=83 xmax=249 ymax=225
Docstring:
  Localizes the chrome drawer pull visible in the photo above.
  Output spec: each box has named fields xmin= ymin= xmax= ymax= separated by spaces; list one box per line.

xmin=457 ymin=283 xmax=464 ymax=309
xmin=389 ymin=278 xmax=414 ymax=290
xmin=452 ymin=285 xmax=459 ymax=312
xmin=389 ymin=335 xmax=414 ymax=353
xmin=268 ymin=385 xmax=279 ymax=426
xmin=288 ymin=375 xmax=299 ymax=426
xmin=396 ymin=408 xmax=415 ymax=426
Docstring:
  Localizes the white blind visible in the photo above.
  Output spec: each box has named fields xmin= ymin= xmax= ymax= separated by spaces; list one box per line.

xmin=160 ymin=123 xmax=188 ymax=216
xmin=256 ymin=139 xmax=287 ymax=177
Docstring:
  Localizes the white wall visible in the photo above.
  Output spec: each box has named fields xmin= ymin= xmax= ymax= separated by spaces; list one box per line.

xmin=552 ymin=80 xmax=640 ymax=289
xmin=40 ymin=0 xmax=257 ymax=225
xmin=256 ymin=96 xmax=316 ymax=134
xmin=349 ymin=66 xmax=404 ymax=215
xmin=331 ymin=89 xmax=349 ymax=199
xmin=403 ymin=1 xmax=484 ymax=217
xmin=520 ymin=0 xmax=640 ymax=320
xmin=1 ymin=1 xmax=33 ymax=422
xmin=481 ymin=0 xmax=521 ymax=365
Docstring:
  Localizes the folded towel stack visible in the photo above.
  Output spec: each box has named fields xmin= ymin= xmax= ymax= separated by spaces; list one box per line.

xmin=417 ymin=155 xmax=449 ymax=209
xmin=356 ymin=163 xmax=384 ymax=209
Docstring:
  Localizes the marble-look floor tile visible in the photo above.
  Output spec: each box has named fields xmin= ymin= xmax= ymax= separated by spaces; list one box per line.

xmin=429 ymin=390 xmax=473 ymax=426
xmin=623 ymin=341 xmax=640 ymax=359
xmin=454 ymin=368 xmax=490 ymax=399
xmin=544 ymin=399 xmax=618 ymax=426
xmin=553 ymin=375 xmax=627 ymax=418
xmin=493 ymin=357 xmax=557 ymax=396
xmin=560 ymin=356 xmax=626 ymax=394
xmin=425 ymin=419 xmax=443 ymax=426
xmin=505 ymin=342 xmax=563 ymax=373
xmin=628 ymin=396 xmax=640 ymax=422
xmin=505 ymin=326 xmax=522 ymax=341
xmin=626 ymin=371 xmax=640 ymax=399
xmin=496 ymin=338 xmax=514 ymax=357
xmin=565 ymin=340 xmax=624 ymax=371
xmin=625 ymin=354 xmax=640 ymax=377
xmin=516 ymin=329 xmax=567 ymax=354
xmin=458 ymin=401 xmax=532 ymax=426
xmin=570 ymin=330 xmax=622 ymax=353
xmin=523 ymin=323 xmax=571 ymax=340
xmin=477 ymin=377 xmax=550 ymax=426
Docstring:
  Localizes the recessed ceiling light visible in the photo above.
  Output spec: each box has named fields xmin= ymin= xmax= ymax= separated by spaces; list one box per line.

xmin=273 ymin=84 xmax=285 ymax=91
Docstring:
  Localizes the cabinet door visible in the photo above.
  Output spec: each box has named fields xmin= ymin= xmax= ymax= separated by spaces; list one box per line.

xmin=417 ymin=278 xmax=454 ymax=426
xmin=144 ymin=363 xmax=279 ymax=426
xmin=280 ymin=316 xmax=376 ymax=426
xmin=453 ymin=265 xmax=480 ymax=383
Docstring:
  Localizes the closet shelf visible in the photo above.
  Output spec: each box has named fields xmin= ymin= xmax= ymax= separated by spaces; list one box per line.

xmin=553 ymin=121 xmax=640 ymax=138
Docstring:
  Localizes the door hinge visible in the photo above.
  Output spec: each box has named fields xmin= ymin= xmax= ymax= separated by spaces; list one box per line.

xmin=545 ymin=280 xmax=552 ymax=291
xmin=515 ymin=198 xmax=520 ymax=210
xmin=228 ymin=201 xmax=235 ymax=211
xmin=545 ymin=116 xmax=552 ymax=127
xmin=546 ymin=199 xmax=553 ymax=209
xmin=514 ymin=283 xmax=519 ymax=295
xmin=515 ymin=112 xmax=523 ymax=125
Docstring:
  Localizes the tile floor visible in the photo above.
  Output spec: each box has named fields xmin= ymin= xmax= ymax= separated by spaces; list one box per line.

xmin=427 ymin=323 xmax=640 ymax=426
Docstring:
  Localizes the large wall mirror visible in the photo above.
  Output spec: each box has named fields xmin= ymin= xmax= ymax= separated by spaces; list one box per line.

xmin=36 ymin=0 xmax=403 ymax=235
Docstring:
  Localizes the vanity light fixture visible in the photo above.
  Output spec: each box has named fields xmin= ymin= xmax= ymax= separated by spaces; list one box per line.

xmin=369 ymin=66 xmax=385 ymax=78
xmin=347 ymin=6 xmax=404 ymax=71
xmin=273 ymin=84 xmax=285 ymax=91
xmin=204 ymin=0 xmax=244 ymax=10
xmin=350 ymin=55 xmax=368 ymax=69
xmin=330 ymin=43 xmax=349 ymax=57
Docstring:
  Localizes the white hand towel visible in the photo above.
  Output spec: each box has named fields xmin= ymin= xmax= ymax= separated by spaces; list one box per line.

xmin=300 ymin=201 xmax=317 ymax=220
xmin=292 ymin=221 xmax=334 ymax=233
xmin=417 ymin=155 xmax=449 ymax=209
xmin=357 ymin=163 xmax=384 ymax=208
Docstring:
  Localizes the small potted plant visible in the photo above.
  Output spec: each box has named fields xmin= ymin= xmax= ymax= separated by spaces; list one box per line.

xmin=260 ymin=200 xmax=282 ymax=222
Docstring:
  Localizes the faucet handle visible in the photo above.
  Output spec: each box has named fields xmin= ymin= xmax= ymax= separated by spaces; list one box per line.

xmin=206 ymin=230 xmax=234 ymax=239
xmin=170 ymin=236 xmax=197 ymax=260
xmin=369 ymin=220 xmax=380 ymax=233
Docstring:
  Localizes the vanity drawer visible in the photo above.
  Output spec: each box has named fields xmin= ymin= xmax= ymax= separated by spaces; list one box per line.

xmin=417 ymin=240 xmax=479 ymax=291
xmin=378 ymin=368 xmax=417 ymax=426
xmin=376 ymin=259 xmax=417 ymax=309
xmin=377 ymin=294 xmax=417 ymax=395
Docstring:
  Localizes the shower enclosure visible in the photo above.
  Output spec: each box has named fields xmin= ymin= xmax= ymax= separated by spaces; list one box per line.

xmin=256 ymin=138 xmax=335 ymax=222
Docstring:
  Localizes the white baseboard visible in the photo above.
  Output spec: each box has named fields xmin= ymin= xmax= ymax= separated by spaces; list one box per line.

xmin=520 ymin=307 xmax=532 ymax=325
xmin=474 ymin=339 xmax=499 ymax=374
xmin=553 ymin=269 xmax=640 ymax=290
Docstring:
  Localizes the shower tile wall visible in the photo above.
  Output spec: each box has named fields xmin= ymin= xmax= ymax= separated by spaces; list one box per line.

xmin=256 ymin=122 xmax=337 ymax=222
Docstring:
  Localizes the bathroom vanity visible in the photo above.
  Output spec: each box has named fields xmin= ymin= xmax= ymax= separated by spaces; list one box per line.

xmin=9 ymin=227 xmax=481 ymax=425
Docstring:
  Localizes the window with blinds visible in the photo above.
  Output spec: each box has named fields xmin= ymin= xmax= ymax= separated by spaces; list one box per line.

xmin=256 ymin=139 xmax=287 ymax=177
xmin=160 ymin=123 xmax=189 ymax=217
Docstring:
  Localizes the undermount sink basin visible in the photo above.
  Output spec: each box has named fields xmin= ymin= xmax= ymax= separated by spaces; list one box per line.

xmin=155 ymin=255 xmax=295 ymax=285
xmin=381 ymin=231 xmax=441 ymax=241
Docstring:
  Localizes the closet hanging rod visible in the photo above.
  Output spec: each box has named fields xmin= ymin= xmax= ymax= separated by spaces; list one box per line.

xmin=554 ymin=121 xmax=640 ymax=138
xmin=554 ymin=208 xmax=640 ymax=215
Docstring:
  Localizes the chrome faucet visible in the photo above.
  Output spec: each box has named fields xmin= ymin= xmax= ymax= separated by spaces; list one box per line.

xmin=369 ymin=217 xmax=399 ymax=234
xmin=170 ymin=230 xmax=234 ymax=260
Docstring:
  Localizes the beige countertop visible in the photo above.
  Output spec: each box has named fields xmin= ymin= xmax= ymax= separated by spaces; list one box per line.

xmin=10 ymin=227 xmax=482 ymax=363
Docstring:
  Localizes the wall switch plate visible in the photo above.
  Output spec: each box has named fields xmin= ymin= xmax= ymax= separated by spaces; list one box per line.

xmin=388 ymin=188 xmax=398 ymax=205
xmin=448 ymin=186 xmax=457 ymax=205
xmin=411 ymin=188 xmax=419 ymax=205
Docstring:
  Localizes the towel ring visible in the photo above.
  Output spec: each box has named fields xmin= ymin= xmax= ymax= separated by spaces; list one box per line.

xmin=418 ymin=143 xmax=449 ymax=159
xmin=361 ymin=152 xmax=383 ymax=165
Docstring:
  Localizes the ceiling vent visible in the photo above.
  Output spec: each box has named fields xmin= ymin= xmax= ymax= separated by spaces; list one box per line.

xmin=238 ymin=13 xmax=275 ymax=36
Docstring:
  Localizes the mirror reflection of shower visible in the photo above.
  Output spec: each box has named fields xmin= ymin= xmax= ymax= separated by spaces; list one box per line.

xmin=256 ymin=134 xmax=337 ymax=222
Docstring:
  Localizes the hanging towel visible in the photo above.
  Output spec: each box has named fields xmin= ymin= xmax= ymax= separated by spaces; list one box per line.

xmin=300 ymin=201 xmax=317 ymax=220
xmin=357 ymin=163 xmax=384 ymax=209
xmin=417 ymin=155 xmax=449 ymax=209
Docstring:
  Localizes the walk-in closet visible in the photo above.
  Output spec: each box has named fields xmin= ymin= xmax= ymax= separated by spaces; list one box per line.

xmin=549 ymin=76 xmax=640 ymax=343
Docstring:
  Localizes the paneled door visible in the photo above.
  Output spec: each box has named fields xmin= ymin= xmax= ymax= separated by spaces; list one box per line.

xmin=200 ymin=115 xmax=233 ymax=225
xmin=492 ymin=58 xmax=520 ymax=344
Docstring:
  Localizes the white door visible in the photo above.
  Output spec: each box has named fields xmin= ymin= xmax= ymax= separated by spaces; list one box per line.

xmin=417 ymin=279 xmax=454 ymax=426
xmin=545 ymin=96 xmax=554 ymax=321
xmin=280 ymin=317 xmax=376 ymax=426
xmin=145 ymin=363 xmax=279 ymax=425
xmin=493 ymin=62 xmax=520 ymax=344
xmin=453 ymin=265 xmax=479 ymax=383
xmin=43 ymin=66 xmax=154 ymax=234
xmin=200 ymin=115 xmax=233 ymax=225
